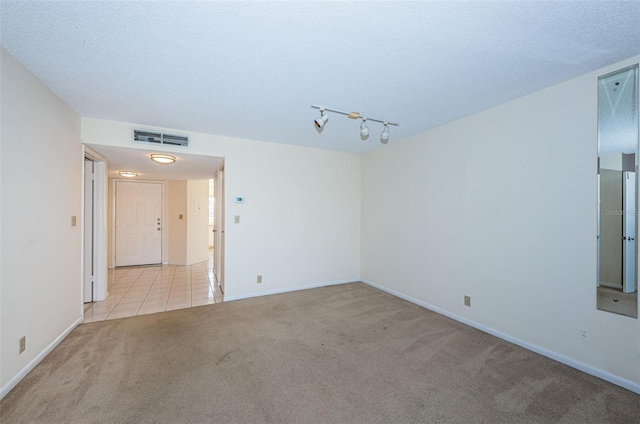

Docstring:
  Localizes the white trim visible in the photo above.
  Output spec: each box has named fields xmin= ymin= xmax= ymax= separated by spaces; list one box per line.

xmin=361 ymin=279 xmax=640 ymax=395
xmin=0 ymin=317 xmax=83 ymax=400
xmin=224 ymin=279 xmax=355 ymax=302
xmin=83 ymin=145 xmax=108 ymax=163
xmin=82 ymin=157 xmax=92 ymax=303
xmin=80 ymin=153 xmax=88 ymax=312
xmin=93 ymin=161 xmax=108 ymax=301
xmin=81 ymin=147 xmax=109 ymax=302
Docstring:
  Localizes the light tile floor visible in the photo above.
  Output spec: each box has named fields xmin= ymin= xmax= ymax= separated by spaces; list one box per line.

xmin=83 ymin=250 xmax=223 ymax=323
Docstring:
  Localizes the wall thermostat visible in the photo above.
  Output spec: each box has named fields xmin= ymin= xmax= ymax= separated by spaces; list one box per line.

xmin=234 ymin=197 xmax=245 ymax=203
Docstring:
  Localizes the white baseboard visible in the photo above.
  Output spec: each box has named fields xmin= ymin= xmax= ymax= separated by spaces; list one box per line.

xmin=224 ymin=279 xmax=355 ymax=302
xmin=361 ymin=279 xmax=640 ymax=395
xmin=186 ymin=259 xmax=208 ymax=266
xmin=0 ymin=316 xmax=83 ymax=400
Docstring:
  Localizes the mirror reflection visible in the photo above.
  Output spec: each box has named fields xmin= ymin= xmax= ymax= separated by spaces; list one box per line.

xmin=597 ymin=64 xmax=639 ymax=318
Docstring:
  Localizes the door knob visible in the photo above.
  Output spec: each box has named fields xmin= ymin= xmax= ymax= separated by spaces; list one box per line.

xmin=157 ymin=228 xmax=161 ymax=231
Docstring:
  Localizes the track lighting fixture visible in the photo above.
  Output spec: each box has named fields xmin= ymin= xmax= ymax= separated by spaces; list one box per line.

xmin=380 ymin=123 xmax=389 ymax=144
xmin=314 ymin=109 xmax=329 ymax=130
xmin=360 ymin=118 xmax=369 ymax=140
xmin=311 ymin=105 xmax=398 ymax=144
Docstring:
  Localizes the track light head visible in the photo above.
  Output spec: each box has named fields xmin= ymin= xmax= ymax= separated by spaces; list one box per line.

xmin=380 ymin=123 xmax=390 ymax=144
xmin=310 ymin=105 xmax=397 ymax=143
xmin=314 ymin=110 xmax=328 ymax=130
xmin=360 ymin=118 xmax=369 ymax=140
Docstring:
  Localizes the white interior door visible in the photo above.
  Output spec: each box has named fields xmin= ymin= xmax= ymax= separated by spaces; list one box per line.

xmin=83 ymin=146 xmax=108 ymax=302
xmin=220 ymin=168 xmax=225 ymax=293
xmin=115 ymin=181 xmax=162 ymax=267
xmin=213 ymin=175 xmax=218 ymax=277
xmin=214 ymin=167 xmax=225 ymax=293
xmin=597 ymin=173 xmax=600 ymax=288
xmin=623 ymin=171 xmax=636 ymax=293
xmin=209 ymin=178 xmax=214 ymax=248
xmin=83 ymin=159 xmax=94 ymax=302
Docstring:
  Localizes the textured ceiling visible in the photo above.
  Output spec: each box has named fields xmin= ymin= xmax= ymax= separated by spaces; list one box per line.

xmin=1 ymin=1 xmax=639 ymax=154
xmin=87 ymin=144 xmax=223 ymax=181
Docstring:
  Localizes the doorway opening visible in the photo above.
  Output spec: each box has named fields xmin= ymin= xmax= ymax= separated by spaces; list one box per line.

xmin=82 ymin=144 xmax=225 ymax=321
xmin=84 ymin=158 xmax=95 ymax=305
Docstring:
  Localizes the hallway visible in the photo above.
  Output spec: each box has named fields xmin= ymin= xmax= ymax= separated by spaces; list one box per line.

xmin=83 ymin=251 xmax=222 ymax=322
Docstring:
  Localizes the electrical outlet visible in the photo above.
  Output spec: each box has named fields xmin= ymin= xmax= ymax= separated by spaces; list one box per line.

xmin=234 ymin=215 xmax=240 ymax=224
xmin=19 ymin=336 xmax=26 ymax=353
xmin=257 ymin=275 xmax=262 ymax=284
xmin=580 ymin=330 xmax=587 ymax=340
xmin=464 ymin=295 xmax=471 ymax=307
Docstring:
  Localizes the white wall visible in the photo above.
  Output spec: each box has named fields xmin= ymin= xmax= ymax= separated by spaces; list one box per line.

xmin=1 ymin=48 xmax=82 ymax=393
xmin=361 ymin=55 xmax=640 ymax=390
xmin=167 ymin=180 xmax=188 ymax=265
xmin=82 ymin=118 xmax=362 ymax=300
xmin=186 ymin=180 xmax=209 ymax=265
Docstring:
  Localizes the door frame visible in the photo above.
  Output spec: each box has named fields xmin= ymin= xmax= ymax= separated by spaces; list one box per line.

xmin=111 ymin=179 xmax=165 ymax=267
xmin=83 ymin=158 xmax=94 ymax=303
xmin=82 ymin=146 xmax=108 ymax=304
xmin=623 ymin=171 xmax=636 ymax=293
xmin=214 ymin=163 xmax=225 ymax=293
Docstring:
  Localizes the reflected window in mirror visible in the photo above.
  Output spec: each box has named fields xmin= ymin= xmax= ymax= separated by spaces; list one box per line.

xmin=597 ymin=64 xmax=639 ymax=318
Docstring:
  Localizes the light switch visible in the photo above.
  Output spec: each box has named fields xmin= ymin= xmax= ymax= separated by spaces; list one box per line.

xmin=234 ymin=215 xmax=240 ymax=224
xmin=71 ymin=216 xmax=77 ymax=226
xmin=179 ymin=214 xmax=183 ymax=220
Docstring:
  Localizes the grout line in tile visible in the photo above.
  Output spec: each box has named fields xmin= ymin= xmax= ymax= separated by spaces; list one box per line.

xmin=87 ymin=251 xmax=220 ymax=323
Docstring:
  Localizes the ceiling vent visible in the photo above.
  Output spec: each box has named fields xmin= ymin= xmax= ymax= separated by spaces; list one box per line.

xmin=133 ymin=129 xmax=189 ymax=147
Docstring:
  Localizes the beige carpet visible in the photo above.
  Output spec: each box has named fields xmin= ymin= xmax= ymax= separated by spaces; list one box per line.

xmin=1 ymin=283 xmax=638 ymax=423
